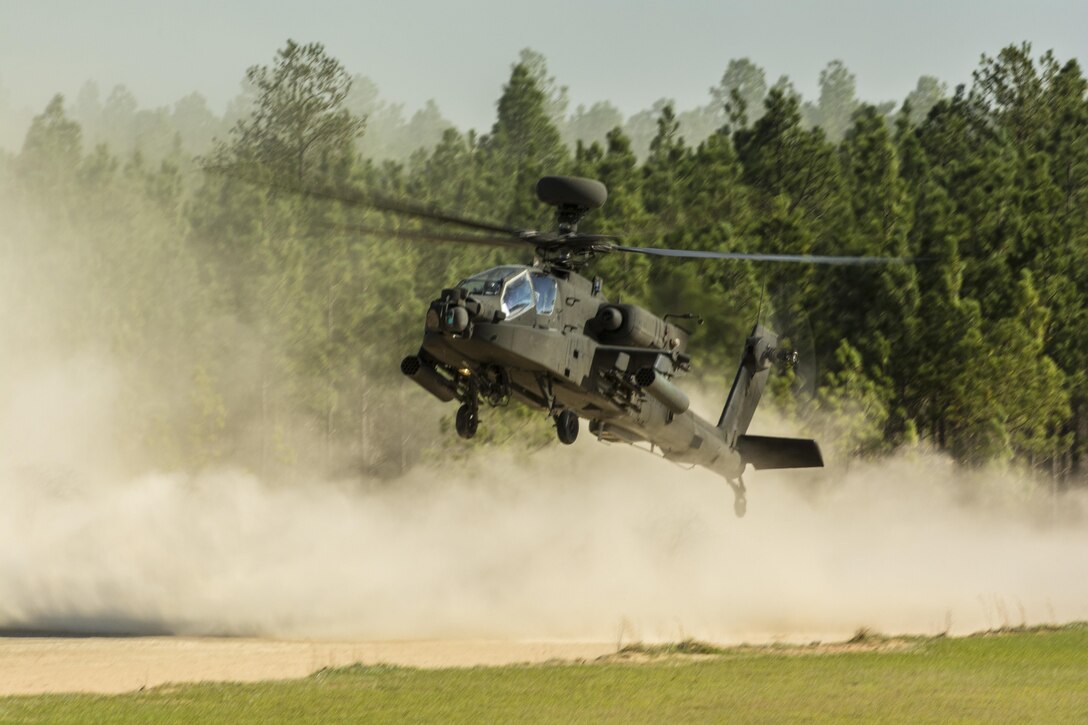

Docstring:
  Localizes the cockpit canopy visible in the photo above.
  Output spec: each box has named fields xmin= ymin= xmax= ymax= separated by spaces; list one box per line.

xmin=457 ymin=266 xmax=558 ymax=319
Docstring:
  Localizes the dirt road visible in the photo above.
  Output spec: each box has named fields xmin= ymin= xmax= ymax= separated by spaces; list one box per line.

xmin=0 ymin=637 xmax=616 ymax=695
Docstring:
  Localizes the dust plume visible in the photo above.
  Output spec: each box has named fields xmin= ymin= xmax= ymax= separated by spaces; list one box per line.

xmin=2 ymin=354 xmax=1087 ymax=643
xmin=1 ymin=184 xmax=1086 ymax=645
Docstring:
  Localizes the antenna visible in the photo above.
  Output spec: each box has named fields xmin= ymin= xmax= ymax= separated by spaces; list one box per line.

xmin=755 ymin=276 xmax=767 ymax=329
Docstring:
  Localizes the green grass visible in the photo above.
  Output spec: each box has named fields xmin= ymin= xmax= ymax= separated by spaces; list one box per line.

xmin=2 ymin=625 xmax=1088 ymax=724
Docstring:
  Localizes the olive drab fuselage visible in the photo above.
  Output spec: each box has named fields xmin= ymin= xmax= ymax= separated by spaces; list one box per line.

xmin=403 ymin=264 xmax=747 ymax=479
xmin=396 ymin=175 xmax=826 ymax=517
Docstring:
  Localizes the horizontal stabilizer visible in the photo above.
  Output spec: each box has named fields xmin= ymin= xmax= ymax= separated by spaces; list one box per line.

xmin=736 ymin=435 xmax=824 ymax=470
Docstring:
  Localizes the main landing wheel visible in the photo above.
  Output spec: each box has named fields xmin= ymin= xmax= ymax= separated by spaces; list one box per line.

xmin=455 ymin=403 xmax=478 ymax=440
xmin=555 ymin=409 xmax=579 ymax=445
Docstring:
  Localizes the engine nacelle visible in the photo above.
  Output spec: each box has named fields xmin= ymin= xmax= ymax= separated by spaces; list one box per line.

xmin=594 ymin=303 xmax=688 ymax=352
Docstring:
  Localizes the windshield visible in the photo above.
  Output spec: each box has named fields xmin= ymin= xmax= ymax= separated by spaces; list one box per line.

xmin=532 ymin=273 xmax=557 ymax=314
xmin=501 ymin=271 xmax=535 ymax=318
xmin=457 ymin=266 xmax=524 ymax=296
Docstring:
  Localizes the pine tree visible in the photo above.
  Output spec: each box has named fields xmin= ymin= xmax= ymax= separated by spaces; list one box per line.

xmin=215 ymin=39 xmax=365 ymax=185
xmin=19 ymin=95 xmax=81 ymax=188
xmin=710 ymin=58 xmax=769 ymax=130
xmin=482 ymin=61 xmax=568 ymax=224
xmin=642 ymin=103 xmax=688 ymax=230
xmin=832 ymin=104 xmax=919 ymax=443
xmin=804 ymin=60 xmax=860 ymax=141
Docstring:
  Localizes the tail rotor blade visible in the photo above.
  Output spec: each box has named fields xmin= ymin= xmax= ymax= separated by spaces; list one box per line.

xmin=771 ymin=299 xmax=819 ymax=407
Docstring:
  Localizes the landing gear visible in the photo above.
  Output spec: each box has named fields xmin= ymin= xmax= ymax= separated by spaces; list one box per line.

xmin=455 ymin=403 xmax=478 ymax=439
xmin=728 ymin=477 xmax=747 ymax=518
xmin=555 ymin=409 xmax=579 ymax=445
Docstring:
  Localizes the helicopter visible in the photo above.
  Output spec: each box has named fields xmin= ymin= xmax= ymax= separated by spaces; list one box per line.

xmin=297 ymin=175 xmax=910 ymax=517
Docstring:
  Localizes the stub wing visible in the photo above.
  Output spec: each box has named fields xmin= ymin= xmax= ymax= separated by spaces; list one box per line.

xmin=736 ymin=435 xmax=824 ymax=470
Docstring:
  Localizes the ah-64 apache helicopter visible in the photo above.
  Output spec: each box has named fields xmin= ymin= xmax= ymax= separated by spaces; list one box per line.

xmin=305 ymin=176 xmax=909 ymax=516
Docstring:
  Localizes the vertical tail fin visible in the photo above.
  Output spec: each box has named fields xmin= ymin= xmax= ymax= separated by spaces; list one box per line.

xmin=719 ymin=324 xmax=824 ymax=470
xmin=718 ymin=324 xmax=778 ymax=448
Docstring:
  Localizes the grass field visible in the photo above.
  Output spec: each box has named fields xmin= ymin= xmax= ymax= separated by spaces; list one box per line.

xmin=2 ymin=625 xmax=1086 ymax=723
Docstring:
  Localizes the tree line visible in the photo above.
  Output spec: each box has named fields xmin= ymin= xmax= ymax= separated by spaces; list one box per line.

xmin=2 ymin=40 xmax=1085 ymax=484
xmin=0 ymin=50 xmax=946 ymax=163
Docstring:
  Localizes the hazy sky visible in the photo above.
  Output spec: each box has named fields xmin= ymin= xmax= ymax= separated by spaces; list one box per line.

xmin=3 ymin=0 xmax=1088 ymax=130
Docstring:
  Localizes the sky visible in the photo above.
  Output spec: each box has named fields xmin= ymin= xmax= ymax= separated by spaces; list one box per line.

xmin=2 ymin=0 xmax=1088 ymax=132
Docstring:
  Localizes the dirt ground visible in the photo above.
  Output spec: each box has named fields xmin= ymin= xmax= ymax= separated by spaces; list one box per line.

xmin=0 ymin=637 xmax=617 ymax=695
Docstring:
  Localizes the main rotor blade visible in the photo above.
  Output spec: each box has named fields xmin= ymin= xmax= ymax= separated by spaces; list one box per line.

xmin=299 ymin=185 xmax=524 ymax=237
xmin=615 ymin=245 xmax=918 ymax=265
xmin=328 ymin=223 xmax=531 ymax=250
xmin=567 ymin=233 xmax=622 ymax=243
xmin=205 ymin=164 xmax=523 ymax=237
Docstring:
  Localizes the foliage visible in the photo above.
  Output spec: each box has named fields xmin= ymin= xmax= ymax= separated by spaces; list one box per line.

xmin=4 ymin=39 xmax=1088 ymax=483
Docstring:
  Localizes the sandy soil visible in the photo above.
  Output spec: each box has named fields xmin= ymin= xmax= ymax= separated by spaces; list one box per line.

xmin=0 ymin=637 xmax=616 ymax=695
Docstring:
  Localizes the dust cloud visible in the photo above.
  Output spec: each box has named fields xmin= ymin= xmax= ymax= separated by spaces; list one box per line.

xmin=2 ymin=353 xmax=1086 ymax=644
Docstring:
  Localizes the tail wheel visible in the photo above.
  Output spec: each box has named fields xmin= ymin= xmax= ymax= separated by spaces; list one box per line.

xmin=728 ymin=477 xmax=747 ymax=518
xmin=455 ymin=404 xmax=478 ymax=439
xmin=556 ymin=409 xmax=579 ymax=445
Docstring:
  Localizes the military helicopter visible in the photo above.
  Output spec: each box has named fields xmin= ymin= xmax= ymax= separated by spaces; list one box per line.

xmin=303 ymin=175 xmax=910 ymax=516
